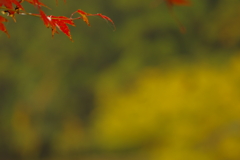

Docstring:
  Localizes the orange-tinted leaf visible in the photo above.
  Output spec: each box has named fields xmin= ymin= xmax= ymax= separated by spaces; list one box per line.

xmin=0 ymin=15 xmax=9 ymax=37
xmin=72 ymin=9 xmax=92 ymax=26
xmin=72 ymin=10 xmax=115 ymax=30
xmin=96 ymin=13 xmax=116 ymax=30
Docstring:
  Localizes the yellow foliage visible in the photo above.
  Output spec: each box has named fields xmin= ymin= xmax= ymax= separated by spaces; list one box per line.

xmin=91 ymin=56 xmax=240 ymax=159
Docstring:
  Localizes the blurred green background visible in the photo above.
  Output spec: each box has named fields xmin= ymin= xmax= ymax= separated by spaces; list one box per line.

xmin=1 ymin=0 xmax=240 ymax=159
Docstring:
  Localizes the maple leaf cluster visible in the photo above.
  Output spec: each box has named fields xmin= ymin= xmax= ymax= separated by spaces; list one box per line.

xmin=0 ymin=0 xmax=115 ymax=41
xmin=0 ymin=0 xmax=191 ymax=40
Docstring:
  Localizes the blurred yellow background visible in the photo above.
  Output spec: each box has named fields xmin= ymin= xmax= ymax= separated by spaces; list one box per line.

xmin=0 ymin=0 xmax=240 ymax=159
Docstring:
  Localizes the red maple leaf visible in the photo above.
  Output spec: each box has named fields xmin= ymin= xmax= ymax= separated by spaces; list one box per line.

xmin=0 ymin=15 xmax=9 ymax=37
xmin=50 ymin=16 xmax=75 ymax=40
xmin=0 ymin=0 xmax=23 ymax=17
xmin=24 ymin=0 xmax=48 ymax=8
xmin=40 ymin=10 xmax=75 ymax=41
